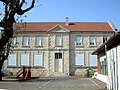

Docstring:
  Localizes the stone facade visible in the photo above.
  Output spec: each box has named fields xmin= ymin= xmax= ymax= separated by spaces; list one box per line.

xmin=3 ymin=22 xmax=115 ymax=77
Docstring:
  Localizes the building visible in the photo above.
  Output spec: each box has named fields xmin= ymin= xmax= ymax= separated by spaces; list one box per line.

xmin=3 ymin=19 xmax=115 ymax=77
xmin=92 ymin=32 xmax=120 ymax=90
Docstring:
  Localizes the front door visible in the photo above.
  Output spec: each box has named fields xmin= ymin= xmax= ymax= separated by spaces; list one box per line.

xmin=55 ymin=53 xmax=62 ymax=72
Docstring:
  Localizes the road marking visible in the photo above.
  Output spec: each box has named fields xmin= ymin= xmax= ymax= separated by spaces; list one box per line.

xmin=0 ymin=89 xmax=7 ymax=90
xmin=39 ymin=80 xmax=51 ymax=89
xmin=89 ymin=79 xmax=102 ymax=89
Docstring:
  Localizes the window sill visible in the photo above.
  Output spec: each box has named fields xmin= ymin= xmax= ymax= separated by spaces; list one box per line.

xmin=74 ymin=65 xmax=84 ymax=67
xmin=74 ymin=66 xmax=97 ymax=69
xmin=34 ymin=45 xmax=43 ymax=48
xmin=7 ymin=66 xmax=17 ymax=68
xmin=22 ymin=46 xmax=30 ymax=48
xmin=76 ymin=45 xmax=84 ymax=48
xmin=89 ymin=45 xmax=97 ymax=47
xmin=7 ymin=66 xmax=45 ymax=69
xmin=33 ymin=66 xmax=44 ymax=69
xmin=11 ymin=45 xmax=17 ymax=48
xmin=55 ymin=45 xmax=63 ymax=47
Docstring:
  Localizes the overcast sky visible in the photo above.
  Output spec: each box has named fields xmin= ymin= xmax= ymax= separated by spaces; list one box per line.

xmin=0 ymin=0 xmax=120 ymax=29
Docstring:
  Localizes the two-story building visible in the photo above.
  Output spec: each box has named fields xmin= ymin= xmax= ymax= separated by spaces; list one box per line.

xmin=3 ymin=19 xmax=115 ymax=77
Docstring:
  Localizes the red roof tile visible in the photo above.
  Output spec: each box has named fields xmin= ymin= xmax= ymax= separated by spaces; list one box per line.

xmin=15 ymin=22 xmax=114 ymax=32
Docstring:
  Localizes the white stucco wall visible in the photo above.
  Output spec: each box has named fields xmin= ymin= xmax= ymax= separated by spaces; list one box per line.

xmin=94 ymin=72 xmax=108 ymax=83
xmin=117 ymin=46 xmax=120 ymax=90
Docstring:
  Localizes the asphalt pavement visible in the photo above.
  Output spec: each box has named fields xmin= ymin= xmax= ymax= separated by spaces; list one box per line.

xmin=0 ymin=76 xmax=108 ymax=90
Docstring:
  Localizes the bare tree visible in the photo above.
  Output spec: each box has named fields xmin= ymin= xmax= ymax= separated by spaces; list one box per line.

xmin=0 ymin=0 xmax=35 ymax=80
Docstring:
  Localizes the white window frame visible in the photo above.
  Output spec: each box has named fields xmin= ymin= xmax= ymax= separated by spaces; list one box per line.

xmin=35 ymin=36 xmax=42 ymax=46
xmin=23 ymin=36 xmax=29 ymax=46
xmin=90 ymin=36 xmax=96 ymax=46
xmin=20 ymin=53 xmax=29 ymax=66
xmin=76 ymin=35 xmax=82 ymax=46
xmin=56 ymin=35 xmax=62 ymax=46
xmin=89 ymin=54 xmax=97 ymax=66
xmin=75 ymin=53 xmax=84 ymax=66
xmin=34 ymin=53 xmax=43 ymax=67
xmin=8 ymin=53 xmax=16 ymax=66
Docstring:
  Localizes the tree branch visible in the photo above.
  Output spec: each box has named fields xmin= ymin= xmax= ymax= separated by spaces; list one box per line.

xmin=19 ymin=0 xmax=25 ymax=8
xmin=0 ymin=0 xmax=9 ymax=4
xmin=16 ymin=0 xmax=35 ymax=15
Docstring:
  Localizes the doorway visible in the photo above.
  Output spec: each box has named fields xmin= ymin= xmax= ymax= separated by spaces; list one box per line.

xmin=55 ymin=53 xmax=62 ymax=72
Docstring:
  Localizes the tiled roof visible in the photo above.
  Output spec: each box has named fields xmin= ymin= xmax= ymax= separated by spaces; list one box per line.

xmin=15 ymin=22 xmax=114 ymax=32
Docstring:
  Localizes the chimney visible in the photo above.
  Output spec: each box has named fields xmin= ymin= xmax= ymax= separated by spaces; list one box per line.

xmin=65 ymin=17 xmax=69 ymax=26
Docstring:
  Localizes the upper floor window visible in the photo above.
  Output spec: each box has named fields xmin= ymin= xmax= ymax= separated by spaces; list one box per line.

xmin=56 ymin=35 xmax=62 ymax=46
xmin=103 ymin=36 xmax=108 ymax=43
xmin=23 ymin=36 xmax=29 ymax=46
xmin=12 ymin=37 xmax=17 ymax=45
xmin=8 ymin=53 xmax=16 ymax=66
xmin=76 ymin=35 xmax=82 ymax=46
xmin=90 ymin=36 xmax=96 ymax=46
xmin=35 ymin=36 xmax=42 ymax=46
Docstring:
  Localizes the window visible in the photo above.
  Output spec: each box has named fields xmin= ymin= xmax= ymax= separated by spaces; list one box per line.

xmin=34 ymin=53 xmax=43 ymax=66
xmin=90 ymin=36 xmax=95 ymax=46
xmin=56 ymin=35 xmax=62 ymax=46
xmin=8 ymin=53 xmax=16 ymax=66
xmin=55 ymin=53 xmax=62 ymax=59
xmin=23 ymin=36 xmax=29 ymax=46
xmin=100 ymin=56 xmax=108 ymax=75
xmin=103 ymin=36 xmax=108 ymax=43
xmin=75 ymin=53 xmax=84 ymax=66
xmin=12 ymin=37 xmax=17 ymax=45
xmin=89 ymin=54 xmax=97 ymax=66
xmin=76 ymin=36 xmax=82 ymax=46
xmin=35 ymin=36 xmax=42 ymax=46
xmin=20 ymin=53 xmax=29 ymax=66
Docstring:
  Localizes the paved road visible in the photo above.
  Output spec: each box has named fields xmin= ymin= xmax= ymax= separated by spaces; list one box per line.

xmin=0 ymin=76 xmax=107 ymax=90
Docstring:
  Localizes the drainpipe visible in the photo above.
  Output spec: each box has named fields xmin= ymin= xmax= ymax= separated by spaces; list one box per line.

xmin=47 ymin=33 xmax=51 ymax=76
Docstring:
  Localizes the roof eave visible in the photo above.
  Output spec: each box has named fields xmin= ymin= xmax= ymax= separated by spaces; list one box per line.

xmin=92 ymin=32 xmax=120 ymax=55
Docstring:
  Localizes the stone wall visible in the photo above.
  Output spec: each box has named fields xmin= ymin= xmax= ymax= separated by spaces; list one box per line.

xmin=4 ymin=31 xmax=114 ymax=77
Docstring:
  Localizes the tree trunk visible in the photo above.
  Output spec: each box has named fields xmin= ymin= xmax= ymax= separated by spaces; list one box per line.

xmin=0 ymin=59 xmax=5 ymax=80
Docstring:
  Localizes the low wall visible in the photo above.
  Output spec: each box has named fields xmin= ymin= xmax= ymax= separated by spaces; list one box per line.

xmin=7 ymin=67 xmax=48 ymax=77
xmin=94 ymin=72 xmax=108 ymax=83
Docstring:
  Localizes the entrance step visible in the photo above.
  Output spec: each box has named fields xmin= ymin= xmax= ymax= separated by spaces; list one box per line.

xmin=49 ymin=72 xmax=67 ymax=77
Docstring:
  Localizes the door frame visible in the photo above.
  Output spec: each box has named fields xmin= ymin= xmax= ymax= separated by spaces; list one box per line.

xmin=54 ymin=52 xmax=63 ymax=72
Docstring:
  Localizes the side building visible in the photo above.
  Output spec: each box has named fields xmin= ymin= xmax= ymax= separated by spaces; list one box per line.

xmin=3 ymin=20 xmax=115 ymax=77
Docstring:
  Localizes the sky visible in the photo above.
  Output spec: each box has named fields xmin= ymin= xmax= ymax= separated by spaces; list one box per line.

xmin=0 ymin=0 xmax=120 ymax=29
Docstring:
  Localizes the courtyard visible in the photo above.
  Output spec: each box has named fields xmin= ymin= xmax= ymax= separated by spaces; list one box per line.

xmin=0 ymin=76 xmax=107 ymax=90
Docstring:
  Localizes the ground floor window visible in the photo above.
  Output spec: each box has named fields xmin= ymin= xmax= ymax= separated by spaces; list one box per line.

xmin=89 ymin=54 xmax=97 ymax=66
xmin=75 ymin=53 xmax=84 ymax=66
xmin=34 ymin=53 xmax=43 ymax=67
xmin=20 ymin=53 xmax=29 ymax=66
xmin=8 ymin=53 xmax=16 ymax=66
